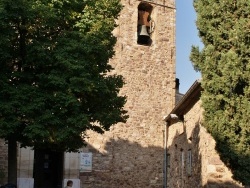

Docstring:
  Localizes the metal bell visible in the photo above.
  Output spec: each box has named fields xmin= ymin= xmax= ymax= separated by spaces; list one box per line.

xmin=137 ymin=25 xmax=150 ymax=44
xmin=138 ymin=25 xmax=150 ymax=36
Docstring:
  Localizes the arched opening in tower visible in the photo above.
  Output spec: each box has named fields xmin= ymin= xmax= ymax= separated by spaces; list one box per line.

xmin=137 ymin=2 xmax=154 ymax=45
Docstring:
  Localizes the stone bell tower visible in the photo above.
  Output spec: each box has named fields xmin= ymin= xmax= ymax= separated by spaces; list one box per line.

xmin=80 ymin=0 xmax=176 ymax=187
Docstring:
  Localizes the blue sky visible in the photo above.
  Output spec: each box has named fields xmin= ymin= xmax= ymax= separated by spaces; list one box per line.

xmin=176 ymin=0 xmax=202 ymax=93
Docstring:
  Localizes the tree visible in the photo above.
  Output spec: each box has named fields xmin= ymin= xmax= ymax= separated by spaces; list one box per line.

xmin=0 ymin=0 xmax=127 ymax=185
xmin=190 ymin=0 xmax=250 ymax=185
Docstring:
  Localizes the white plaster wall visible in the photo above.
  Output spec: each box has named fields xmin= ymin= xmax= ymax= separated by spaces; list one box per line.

xmin=17 ymin=147 xmax=34 ymax=178
xmin=64 ymin=152 xmax=80 ymax=179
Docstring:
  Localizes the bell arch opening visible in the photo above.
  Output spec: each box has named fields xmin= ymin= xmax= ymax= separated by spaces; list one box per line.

xmin=137 ymin=2 xmax=154 ymax=45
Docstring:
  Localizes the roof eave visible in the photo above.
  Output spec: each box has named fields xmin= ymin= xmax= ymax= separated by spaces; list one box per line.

xmin=164 ymin=79 xmax=202 ymax=123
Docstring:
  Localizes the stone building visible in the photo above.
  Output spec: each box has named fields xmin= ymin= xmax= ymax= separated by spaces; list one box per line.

xmin=0 ymin=0 xmax=176 ymax=188
xmin=79 ymin=0 xmax=176 ymax=187
xmin=164 ymin=80 xmax=246 ymax=188
xmin=0 ymin=141 xmax=7 ymax=186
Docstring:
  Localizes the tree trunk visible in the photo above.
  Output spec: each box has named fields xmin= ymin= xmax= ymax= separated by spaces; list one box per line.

xmin=8 ymin=138 xmax=17 ymax=186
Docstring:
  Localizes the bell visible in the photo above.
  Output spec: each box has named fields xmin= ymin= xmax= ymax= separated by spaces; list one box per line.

xmin=138 ymin=25 xmax=149 ymax=36
xmin=137 ymin=25 xmax=150 ymax=44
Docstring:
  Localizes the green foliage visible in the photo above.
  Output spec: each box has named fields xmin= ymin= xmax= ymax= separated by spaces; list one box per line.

xmin=0 ymin=0 xmax=127 ymax=152
xmin=190 ymin=0 xmax=250 ymax=185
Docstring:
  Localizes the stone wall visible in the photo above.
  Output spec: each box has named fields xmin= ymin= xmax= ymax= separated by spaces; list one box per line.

xmin=0 ymin=141 xmax=34 ymax=186
xmin=0 ymin=0 xmax=176 ymax=187
xmin=80 ymin=0 xmax=176 ymax=187
xmin=167 ymin=100 xmax=245 ymax=188
xmin=0 ymin=139 xmax=8 ymax=185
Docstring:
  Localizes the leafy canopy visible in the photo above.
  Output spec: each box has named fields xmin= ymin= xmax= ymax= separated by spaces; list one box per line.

xmin=190 ymin=0 xmax=250 ymax=185
xmin=0 ymin=0 xmax=127 ymax=151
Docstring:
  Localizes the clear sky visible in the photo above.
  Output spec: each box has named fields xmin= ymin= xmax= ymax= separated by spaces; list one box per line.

xmin=176 ymin=0 xmax=202 ymax=94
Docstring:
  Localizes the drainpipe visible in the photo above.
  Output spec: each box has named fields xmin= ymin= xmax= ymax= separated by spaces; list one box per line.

xmin=163 ymin=121 xmax=168 ymax=188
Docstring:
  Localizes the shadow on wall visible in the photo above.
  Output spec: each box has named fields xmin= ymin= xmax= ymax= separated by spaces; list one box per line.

xmin=167 ymin=121 xmax=247 ymax=188
xmin=80 ymin=135 xmax=164 ymax=188
xmin=0 ymin=141 xmax=7 ymax=186
xmin=213 ymin=134 xmax=250 ymax=187
xmin=204 ymin=181 xmax=248 ymax=188
xmin=0 ymin=168 xmax=5 ymax=186
xmin=167 ymin=121 xmax=202 ymax=188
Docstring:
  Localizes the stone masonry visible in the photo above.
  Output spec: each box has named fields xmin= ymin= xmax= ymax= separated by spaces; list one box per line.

xmin=167 ymin=99 xmax=246 ymax=188
xmin=0 ymin=1 xmax=176 ymax=187
xmin=79 ymin=0 xmax=176 ymax=187
xmin=0 ymin=140 xmax=8 ymax=186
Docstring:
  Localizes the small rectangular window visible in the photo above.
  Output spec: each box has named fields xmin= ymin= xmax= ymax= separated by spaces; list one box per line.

xmin=179 ymin=149 xmax=185 ymax=178
xmin=187 ymin=149 xmax=192 ymax=176
xmin=167 ymin=154 xmax=170 ymax=167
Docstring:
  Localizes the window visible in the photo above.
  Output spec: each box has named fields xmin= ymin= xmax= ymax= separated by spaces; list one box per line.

xmin=180 ymin=149 xmax=184 ymax=174
xmin=187 ymin=149 xmax=192 ymax=176
xmin=179 ymin=149 xmax=185 ymax=188
xmin=167 ymin=154 xmax=170 ymax=167
xmin=137 ymin=2 xmax=154 ymax=45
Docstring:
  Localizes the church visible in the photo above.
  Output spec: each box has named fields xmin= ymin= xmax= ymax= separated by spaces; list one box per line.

xmin=0 ymin=0 xmax=176 ymax=187
xmin=0 ymin=1 xmax=246 ymax=187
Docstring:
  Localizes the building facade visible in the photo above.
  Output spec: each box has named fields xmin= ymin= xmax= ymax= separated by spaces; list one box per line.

xmin=0 ymin=141 xmax=7 ymax=186
xmin=0 ymin=0 xmax=176 ymax=188
xmin=165 ymin=80 xmax=246 ymax=188
xmin=79 ymin=0 xmax=176 ymax=187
